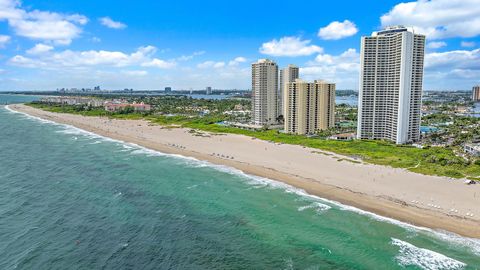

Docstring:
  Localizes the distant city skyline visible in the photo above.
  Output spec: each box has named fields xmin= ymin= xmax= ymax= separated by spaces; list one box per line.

xmin=0 ymin=0 xmax=479 ymax=91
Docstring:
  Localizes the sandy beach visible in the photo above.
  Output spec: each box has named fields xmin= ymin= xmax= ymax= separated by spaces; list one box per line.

xmin=10 ymin=104 xmax=480 ymax=238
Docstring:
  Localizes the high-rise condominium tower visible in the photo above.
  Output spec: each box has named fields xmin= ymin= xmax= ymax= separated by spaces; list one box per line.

xmin=279 ymin=65 xmax=299 ymax=117
xmin=251 ymin=59 xmax=278 ymax=125
xmin=357 ymin=26 xmax=425 ymax=144
xmin=284 ymin=79 xmax=335 ymax=135
xmin=472 ymin=85 xmax=480 ymax=102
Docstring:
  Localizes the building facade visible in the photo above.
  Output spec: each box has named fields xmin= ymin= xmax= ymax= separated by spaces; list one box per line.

xmin=357 ymin=26 xmax=425 ymax=144
xmin=279 ymin=64 xmax=299 ymax=118
xmin=473 ymin=85 xmax=480 ymax=102
xmin=251 ymin=59 xmax=279 ymax=125
xmin=284 ymin=79 xmax=335 ymax=135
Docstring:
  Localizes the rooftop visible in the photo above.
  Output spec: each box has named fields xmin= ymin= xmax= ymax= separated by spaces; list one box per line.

xmin=372 ymin=25 xmax=415 ymax=37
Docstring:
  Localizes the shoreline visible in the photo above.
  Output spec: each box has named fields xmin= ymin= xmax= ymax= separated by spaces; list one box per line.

xmin=9 ymin=104 xmax=480 ymax=238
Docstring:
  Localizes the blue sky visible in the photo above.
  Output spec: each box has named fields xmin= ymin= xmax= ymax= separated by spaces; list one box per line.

xmin=0 ymin=0 xmax=479 ymax=91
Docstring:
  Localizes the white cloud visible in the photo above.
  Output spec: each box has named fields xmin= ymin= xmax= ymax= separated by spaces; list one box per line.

xmin=228 ymin=56 xmax=247 ymax=66
xmin=422 ymin=48 xmax=480 ymax=89
xmin=213 ymin=62 xmax=225 ymax=68
xmin=0 ymin=0 xmax=88 ymax=45
xmin=141 ymin=58 xmax=177 ymax=69
xmin=198 ymin=57 xmax=246 ymax=69
xmin=318 ymin=20 xmax=358 ymax=40
xmin=99 ymin=17 xmax=126 ymax=29
xmin=425 ymin=48 xmax=480 ymax=70
xmin=259 ymin=36 xmax=323 ymax=57
xmin=381 ymin=0 xmax=480 ymax=39
xmin=461 ymin=41 xmax=476 ymax=48
xmin=0 ymin=34 xmax=10 ymax=48
xmin=426 ymin=41 xmax=446 ymax=49
xmin=9 ymin=45 xmax=176 ymax=69
xmin=177 ymin=51 xmax=205 ymax=61
xmin=197 ymin=60 xmax=225 ymax=69
xmin=9 ymin=55 xmax=45 ymax=68
xmin=26 ymin=43 xmax=54 ymax=54
xmin=301 ymin=48 xmax=360 ymax=88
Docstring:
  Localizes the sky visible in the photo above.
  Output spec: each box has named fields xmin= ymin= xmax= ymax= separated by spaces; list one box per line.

xmin=0 ymin=0 xmax=479 ymax=91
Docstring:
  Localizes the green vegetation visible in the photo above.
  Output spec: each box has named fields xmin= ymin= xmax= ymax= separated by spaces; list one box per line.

xmin=27 ymin=101 xmax=480 ymax=180
xmin=28 ymin=102 xmax=147 ymax=119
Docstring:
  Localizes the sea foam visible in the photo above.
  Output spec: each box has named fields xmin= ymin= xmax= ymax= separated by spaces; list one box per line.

xmin=391 ymin=238 xmax=466 ymax=270
xmin=298 ymin=202 xmax=331 ymax=213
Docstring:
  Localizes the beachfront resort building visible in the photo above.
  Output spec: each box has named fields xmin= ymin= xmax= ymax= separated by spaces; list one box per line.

xmin=251 ymin=59 xmax=279 ymax=125
xmin=284 ymin=79 xmax=335 ymax=135
xmin=41 ymin=96 xmax=104 ymax=107
xmin=357 ymin=25 xmax=425 ymax=144
xmin=104 ymin=102 xmax=152 ymax=112
xmin=472 ymin=85 xmax=480 ymax=102
xmin=279 ymin=64 xmax=299 ymax=118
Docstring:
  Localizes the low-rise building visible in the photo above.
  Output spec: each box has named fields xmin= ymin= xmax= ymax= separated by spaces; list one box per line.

xmin=329 ymin=133 xmax=356 ymax=141
xmin=41 ymin=96 xmax=104 ymax=107
xmin=104 ymin=102 xmax=151 ymax=112
xmin=464 ymin=143 xmax=480 ymax=156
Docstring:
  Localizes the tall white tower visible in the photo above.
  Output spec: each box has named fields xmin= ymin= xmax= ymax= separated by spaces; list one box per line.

xmin=357 ymin=26 xmax=425 ymax=144
xmin=279 ymin=64 xmax=299 ymax=118
xmin=251 ymin=59 xmax=279 ymax=125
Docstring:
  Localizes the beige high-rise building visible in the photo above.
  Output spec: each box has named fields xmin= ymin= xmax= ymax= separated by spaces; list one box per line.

xmin=284 ymin=79 xmax=335 ymax=135
xmin=357 ymin=26 xmax=425 ymax=144
xmin=251 ymin=59 xmax=279 ymax=125
xmin=279 ymin=65 xmax=299 ymax=118
xmin=472 ymin=85 xmax=480 ymax=102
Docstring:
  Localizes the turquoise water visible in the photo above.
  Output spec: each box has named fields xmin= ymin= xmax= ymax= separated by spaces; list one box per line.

xmin=0 ymin=94 xmax=479 ymax=269
xmin=0 ymin=94 xmax=42 ymax=104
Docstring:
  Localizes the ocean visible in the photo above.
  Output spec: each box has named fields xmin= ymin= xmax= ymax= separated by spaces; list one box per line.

xmin=0 ymin=94 xmax=479 ymax=269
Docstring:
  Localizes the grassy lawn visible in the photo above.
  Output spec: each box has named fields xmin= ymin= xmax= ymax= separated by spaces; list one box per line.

xmin=27 ymin=102 xmax=480 ymax=180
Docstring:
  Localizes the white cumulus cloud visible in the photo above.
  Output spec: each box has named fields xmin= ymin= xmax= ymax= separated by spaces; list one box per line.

xmin=425 ymin=48 xmax=480 ymax=70
xmin=381 ymin=0 xmax=480 ymax=39
xmin=177 ymin=51 xmax=205 ymax=61
xmin=426 ymin=41 xmax=446 ymax=49
xmin=26 ymin=43 xmax=54 ymax=54
xmin=99 ymin=17 xmax=126 ymax=29
xmin=141 ymin=58 xmax=176 ymax=69
xmin=259 ymin=36 xmax=323 ymax=57
xmin=461 ymin=41 xmax=476 ymax=48
xmin=318 ymin=20 xmax=358 ymax=40
xmin=0 ymin=0 xmax=88 ymax=45
xmin=197 ymin=60 xmax=226 ymax=69
xmin=423 ymin=48 xmax=480 ymax=88
xmin=9 ymin=45 xmax=176 ymax=69
xmin=302 ymin=48 xmax=360 ymax=88
xmin=0 ymin=34 xmax=10 ymax=48
xmin=228 ymin=56 xmax=247 ymax=66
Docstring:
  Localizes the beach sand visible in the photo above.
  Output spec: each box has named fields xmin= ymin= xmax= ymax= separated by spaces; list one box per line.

xmin=11 ymin=104 xmax=480 ymax=238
